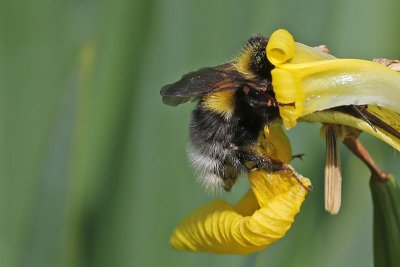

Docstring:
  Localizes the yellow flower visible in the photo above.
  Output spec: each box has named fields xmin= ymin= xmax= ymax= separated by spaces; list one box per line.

xmin=267 ymin=29 xmax=400 ymax=133
xmin=170 ymin=29 xmax=400 ymax=254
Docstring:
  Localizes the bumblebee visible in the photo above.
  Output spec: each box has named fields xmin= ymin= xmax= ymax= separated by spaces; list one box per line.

xmin=161 ymin=34 xmax=400 ymax=192
xmin=160 ymin=34 xmax=293 ymax=191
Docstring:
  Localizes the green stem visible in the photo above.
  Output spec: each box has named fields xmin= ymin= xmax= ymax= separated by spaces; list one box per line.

xmin=343 ymin=137 xmax=388 ymax=182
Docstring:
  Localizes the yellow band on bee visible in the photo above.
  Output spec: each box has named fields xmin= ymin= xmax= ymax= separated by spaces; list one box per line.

xmin=203 ymin=90 xmax=236 ymax=117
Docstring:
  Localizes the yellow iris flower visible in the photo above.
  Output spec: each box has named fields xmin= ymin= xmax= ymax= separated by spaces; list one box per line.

xmin=268 ymin=29 xmax=400 ymax=133
xmin=170 ymin=29 xmax=400 ymax=254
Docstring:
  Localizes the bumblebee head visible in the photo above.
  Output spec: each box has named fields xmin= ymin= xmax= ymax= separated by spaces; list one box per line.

xmin=235 ymin=34 xmax=274 ymax=80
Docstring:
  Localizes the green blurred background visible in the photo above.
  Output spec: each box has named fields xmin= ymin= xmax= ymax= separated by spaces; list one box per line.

xmin=1 ymin=0 xmax=399 ymax=266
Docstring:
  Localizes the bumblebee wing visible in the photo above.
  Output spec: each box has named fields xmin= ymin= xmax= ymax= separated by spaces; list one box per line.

xmin=160 ymin=64 xmax=245 ymax=106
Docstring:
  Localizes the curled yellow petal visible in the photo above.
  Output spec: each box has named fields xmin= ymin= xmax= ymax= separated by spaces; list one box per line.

xmin=267 ymin=29 xmax=400 ymax=129
xmin=266 ymin=28 xmax=334 ymax=66
xmin=170 ymin=170 xmax=310 ymax=254
xmin=266 ymin=29 xmax=295 ymax=66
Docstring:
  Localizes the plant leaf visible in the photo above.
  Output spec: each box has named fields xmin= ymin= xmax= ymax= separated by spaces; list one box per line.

xmin=370 ymin=175 xmax=400 ymax=267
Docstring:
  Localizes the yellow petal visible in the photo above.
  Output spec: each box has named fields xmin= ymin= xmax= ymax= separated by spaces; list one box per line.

xmin=170 ymin=170 xmax=310 ymax=254
xmin=254 ymin=120 xmax=292 ymax=163
xmin=302 ymin=107 xmax=400 ymax=151
xmin=267 ymin=29 xmax=400 ymax=129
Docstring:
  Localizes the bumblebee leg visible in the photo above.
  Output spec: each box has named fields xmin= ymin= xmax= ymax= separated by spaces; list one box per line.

xmin=350 ymin=105 xmax=377 ymax=132
xmin=292 ymin=153 xmax=305 ymax=160
xmin=236 ymin=150 xmax=312 ymax=191
xmin=236 ymin=150 xmax=286 ymax=172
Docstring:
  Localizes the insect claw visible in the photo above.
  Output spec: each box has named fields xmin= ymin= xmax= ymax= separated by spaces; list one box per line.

xmin=292 ymin=153 xmax=305 ymax=160
xmin=278 ymin=102 xmax=296 ymax=107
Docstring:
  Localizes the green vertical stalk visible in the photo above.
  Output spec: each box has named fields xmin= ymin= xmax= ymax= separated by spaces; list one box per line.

xmin=370 ymin=175 xmax=400 ymax=267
